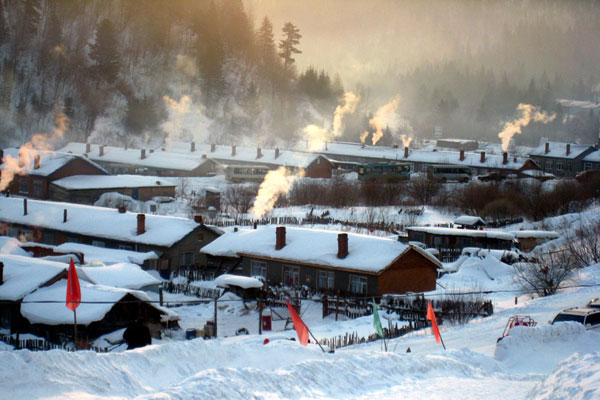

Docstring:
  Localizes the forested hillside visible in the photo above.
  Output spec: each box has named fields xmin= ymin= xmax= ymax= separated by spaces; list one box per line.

xmin=1 ymin=0 xmax=600 ymax=149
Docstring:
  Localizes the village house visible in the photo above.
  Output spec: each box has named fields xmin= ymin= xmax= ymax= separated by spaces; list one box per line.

xmin=201 ymin=226 xmax=442 ymax=297
xmin=509 ymin=230 xmax=560 ymax=252
xmin=165 ymin=142 xmax=335 ymax=179
xmin=58 ymin=143 xmax=219 ymax=177
xmin=453 ymin=215 xmax=486 ymax=230
xmin=529 ymin=141 xmax=598 ymax=177
xmin=0 ymin=148 xmax=109 ymax=199
xmin=405 ymin=226 xmax=516 ymax=262
xmin=49 ymin=174 xmax=176 ymax=204
xmin=0 ymin=197 xmax=222 ymax=278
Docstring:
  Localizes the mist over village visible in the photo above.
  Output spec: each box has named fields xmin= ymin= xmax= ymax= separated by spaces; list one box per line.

xmin=1 ymin=1 xmax=600 ymax=399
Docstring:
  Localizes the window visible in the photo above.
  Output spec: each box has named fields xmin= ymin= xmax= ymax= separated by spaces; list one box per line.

xmin=545 ymin=161 xmax=552 ymax=171
xmin=251 ymin=260 xmax=267 ymax=279
xmin=585 ymin=313 xmax=600 ymax=327
xmin=18 ymin=177 xmax=29 ymax=194
xmin=350 ymin=275 xmax=367 ymax=295
xmin=118 ymin=244 xmax=133 ymax=251
xmin=556 ymin=162 xmax=564 ymax=171
xmin=7 ymin=226 xmax=18 ymax=238
xmin=566 ymin=162 xmax=572 ymax=172
xmin=33 ymin=180 xmax=43 ymax=197
xmin=20 ymin=229 xmax=33 ymax=242
xmin=585 ymin=163 xmax=593 ymax=171
xmin=283 ymin=265 xmax=300 ymax=286
xmin=41 ymin=231 xmax=55 ymax=245
xmin=318 ymin=270 xmax=334 ymax=290
xmin=66 ymin=236 xmax=80 ymax=243
xmin=179 ymin=252 xmax=194 ymax=266
xmin=92 ymin=240 xmax=105 ymax=248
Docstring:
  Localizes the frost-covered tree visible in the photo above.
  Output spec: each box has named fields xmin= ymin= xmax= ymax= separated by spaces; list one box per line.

xmin=278 ymin=22 xmax=301 ymax=73
xmin=89 ymin=19 xmax=120 ymax=84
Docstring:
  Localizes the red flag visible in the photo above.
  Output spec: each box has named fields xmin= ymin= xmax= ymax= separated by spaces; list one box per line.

xmin=66 ymin=258 xmax=81 ymax=311
xmin=426 ymin=301 xmax=441 ymax=344
xmin=286 ymin=299 xmax=309 ymax=346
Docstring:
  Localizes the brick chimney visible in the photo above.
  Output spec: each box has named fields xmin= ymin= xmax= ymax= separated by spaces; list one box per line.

xmin=34 ymin=154 xmax=40 ymax=169
xmin=202 ymin=154 xmax=207 ymax=159
xmin=137 ymin=214 xmax=146 ymax=235
xmin=210 ymin=143 xmax=216 ymax=152
xmin=85 ymin=143 xmax=91 ymax=153
xmin=118 ymin=206 xmax=126 ymax=213
xmin=63 ymin=209 xmax=67 ymax=223
xmin=23 ymin=198 xmax=27 ymax=215
xmin=0 ymin=149 xmax=3 ymax=164
xmin=194 ymin=215 xmax=203 ymax=224
xmin=99 ymin=145 xmax=105 ymax=157
xmin=404 ymin=146 xmax=409 ymax=158
xmin=459 ymin=149 xmax=465 ymax=161
xmin=566 ymin=143 xmax=570 ymax=156
xmin=337 ymin=233 xmax=349 ymax=259
xmin=191 ymin=142 xmax=195 ymax=152
xmin=257 ymin=147 xmax=263 ymax=159
xmin=545 ymin=143 xmax=550 ymax=154
xmin=480 ymin=151 xmax=485 ymax=163
xmin=275 ymin=226 xmax=286 ymax=250
xmin=0 ymin=261 xmax=3 ymax=284
xmin=232 ymin=145 xmax=236 ymax=156
xmin=141 ymin=149 xmax=146 ymax=159
xmin=503 ymin=152 xmax=508 ymax=165
xmin=275 ymin=148 xmax=280 ymax=158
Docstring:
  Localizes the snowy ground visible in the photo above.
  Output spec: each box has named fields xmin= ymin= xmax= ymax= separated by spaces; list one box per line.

xmin=2 ymin=255 xmax=600 ymax=399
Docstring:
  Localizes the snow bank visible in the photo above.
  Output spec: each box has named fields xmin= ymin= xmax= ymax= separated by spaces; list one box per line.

xmin=494 ymin=322 xmax=600 ymax=374
xmin=528 ymin=352 xmax=600 ymax=400
xmin=0 ymin=236 xmax=30 ymax=257
xmin=215 ymin=274 xmax=263 ymax=289
xmin=78 ymin=263 xmax=161 ymax=290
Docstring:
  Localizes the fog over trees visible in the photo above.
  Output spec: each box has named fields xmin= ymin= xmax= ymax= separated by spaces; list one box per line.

xmin=1 ymin=0 xmax=599 ymax=149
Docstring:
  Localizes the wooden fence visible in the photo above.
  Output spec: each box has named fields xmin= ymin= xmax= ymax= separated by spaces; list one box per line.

xmin=161 ymin=281 xmax=223 ymax=300
xmin=0 ymin=334 xmax=108 ymax=352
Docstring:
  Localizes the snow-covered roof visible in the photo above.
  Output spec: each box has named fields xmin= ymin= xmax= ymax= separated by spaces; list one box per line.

xmin=557 ymin=99 xmax=600 ymax=109
xmin=58 ymin=143 xmax=212 ymax=172
xmin=78 ymin=263 xmax=161 ymax=290
xmin=0 ymin=255 xmax=66 ymax=301
xmin=520 ymin=169 xmax=555 ymax=178
xmin=1 ymin=148 xmax=107 ymax=177
xmin=202 ymin=226 xmax=441 ymax=274
xmin=530 ymin=142 xmax=595 ymax=159
xmin=215 ymin=274 xmax=263 ymax=289
xmin=21 ymin=280 xmax=178 ymax=326
xmin=0 ymin=197 xmax=200 ymax=247
xmin=510 ymin=230 xmax=560 ymax=239
xmin=165 ymin=142 xmax=328 ymax=169
xmin=583 ymin=151 xmax=600 ymax=162
xmin=54 ymin=243 xmax=158 ymax=265
xmin=454 ymin=216 xmax=485 ymax=226
xmin=51 ymin=174 xmax=175 ymax=190
xmin=295 ymin=141 xmax=529 ymax=170
xmin=0 ymin=236 xmax=31 ymax=257
xmin=406 ymin=226 xmax=515 ymax=241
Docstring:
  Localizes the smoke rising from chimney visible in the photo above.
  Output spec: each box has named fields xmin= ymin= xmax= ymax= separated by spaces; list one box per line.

xmin=332 ymin=92 xmax=360 ymax=137
xmin=251 ymin=166 xmax=305 ymax=218
xmin=498 ymin=103 xmax=556 ymax=152
xmin=361 ymin=95 xmax=411 ymax=145
xmin=162 ymin=95 xmax=211 ymax=148
xmin=0 ymin=112 xmax=69 ymax=191
xmin=401 ymin=134 xmax=413 ymax=148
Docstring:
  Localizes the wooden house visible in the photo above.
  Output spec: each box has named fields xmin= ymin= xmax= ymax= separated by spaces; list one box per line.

xmin=530 ymin=142 xmax=598 ymax=177
xmin=201 ymin=226 xmax=442 ymax=297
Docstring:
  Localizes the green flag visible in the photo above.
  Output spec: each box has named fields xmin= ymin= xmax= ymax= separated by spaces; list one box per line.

xmin=372 ymin=298 xmax=384 ymax=338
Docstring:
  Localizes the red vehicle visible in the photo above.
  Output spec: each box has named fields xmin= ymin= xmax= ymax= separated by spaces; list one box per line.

xmin=497 ymin=315 xmax=537 ymax=342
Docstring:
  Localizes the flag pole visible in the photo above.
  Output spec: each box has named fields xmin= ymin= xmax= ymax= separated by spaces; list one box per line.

xmin=73 ymin=309 xmax=78 ymax=349
xmin=439 ymin=331 xmax=446 ymax=350
xmin=307 ymin=328 xmax=327 ymax=353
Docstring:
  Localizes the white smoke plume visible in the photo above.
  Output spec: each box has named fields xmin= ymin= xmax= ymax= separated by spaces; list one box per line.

xmin=251 ymin=166 xmax=305 ymax=218
xmin=498 ymin=103 xmax=556 ymax=152
xmin=0 ymin=112 xmax=69 ymax=191
xmin=401 ymin=134 xmax=413 ymax=148
xmin=362 ymin=95 xmax=404 ymax=145
xmin=175 ymin=55 xmax=199 ymax=78
xmin=303 ymin=92 xmax=360 ymax=151
xmin=162 ymin=95 xmax=211 ymax=147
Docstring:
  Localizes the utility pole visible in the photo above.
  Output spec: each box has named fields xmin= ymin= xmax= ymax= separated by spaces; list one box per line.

xmin=214 ymin=296 xmax=218 ymax=338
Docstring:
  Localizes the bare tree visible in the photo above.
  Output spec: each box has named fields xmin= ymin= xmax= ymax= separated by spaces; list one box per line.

xmin=514 ymin=251 xmax=573 ymax=297
xmin=222 ymin=183 xmax=258 ymax=222
xmin=563 ymin=215 xmax=600 ymax=268
xmin=406 ymin=175 xmax=442 ymax=205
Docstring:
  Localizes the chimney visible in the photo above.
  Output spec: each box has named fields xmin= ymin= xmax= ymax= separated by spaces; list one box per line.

xmin=141 ymin=149 xmax=146 ymax=159
xmin=0 ymin=149 xmax=3 ymax=164
xmin=393 ymin=144 xmax=399 ymax=149
xmin=275 ymin=148 xmax=280 ymax=159
xmin=257 ymin=147 xmax=262 ymax=159
xmin=404 ymin=146 xmax=409 ymax=158
xmin=149 ymin=149 xmax=154 ymax=153
xmin=337 ymin=233 xmax=349 ymax=259
xmin=63 ymin=209 xmax=67 ymax=223
xmin=275 ymin=226 xmax=286 ymax=250
xmin=202 ymin=154 xmax=207 ymax=159
xmin=194 ymin=215 xmax=203 ymax=224
xmin=137 ymin=214 xmax=146 ymax=235
xmin=23 ymin=198 xmax=27 ymax=215
xmin=34 ymin=154 xmax=40 ymax=169
xmin=545 ymin=143 xmax=550 ymax=154
xmin=253 ymin=221 xmax=258 ymax=229
xmin=503 ymin=152 xmax=508 ymax=165
xmin=0 ymin=262 xmax=3 ymax=285
xmin=459 ymin=149 xmax=465 ymax=161
xmin=210 ymin=143 xmax=216 ymax=152
xmin=191 ymin=142 xmax=195 ymax=152
xmin=234 ymin=227 xmax=238 ymax=232
xmin=566 ymin=144 xmax=570 ymax=156
xmin=480 ymin=151 xmax=485 ymax=163
xmin=232 ymin=145 xmax=236 ymax=156
xmin=118 ymin=206 xmax=126 ymax=213
xmin=85 ymin=143 xmax=91 ymax=153
xmin=99 ymin=145 xmax=105 ymax=157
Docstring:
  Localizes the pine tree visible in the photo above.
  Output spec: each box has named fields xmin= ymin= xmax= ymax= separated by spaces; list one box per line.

xmin=40 ymin=9 xmax=63 ymax=71
xmin=0 ymin=1 xmax=9 ymax=46
xmin=256 ymin=16 xmax=276 ymax=67
xmin=22 ymin=0 xmax=41 ymax=44
xmin=89 ymin=19 xmax=121 ymax=84
xmin=278 ymin=22 xmax=301 ymax=72
xmin=196 ymin=1 xmax=226 ymax=102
